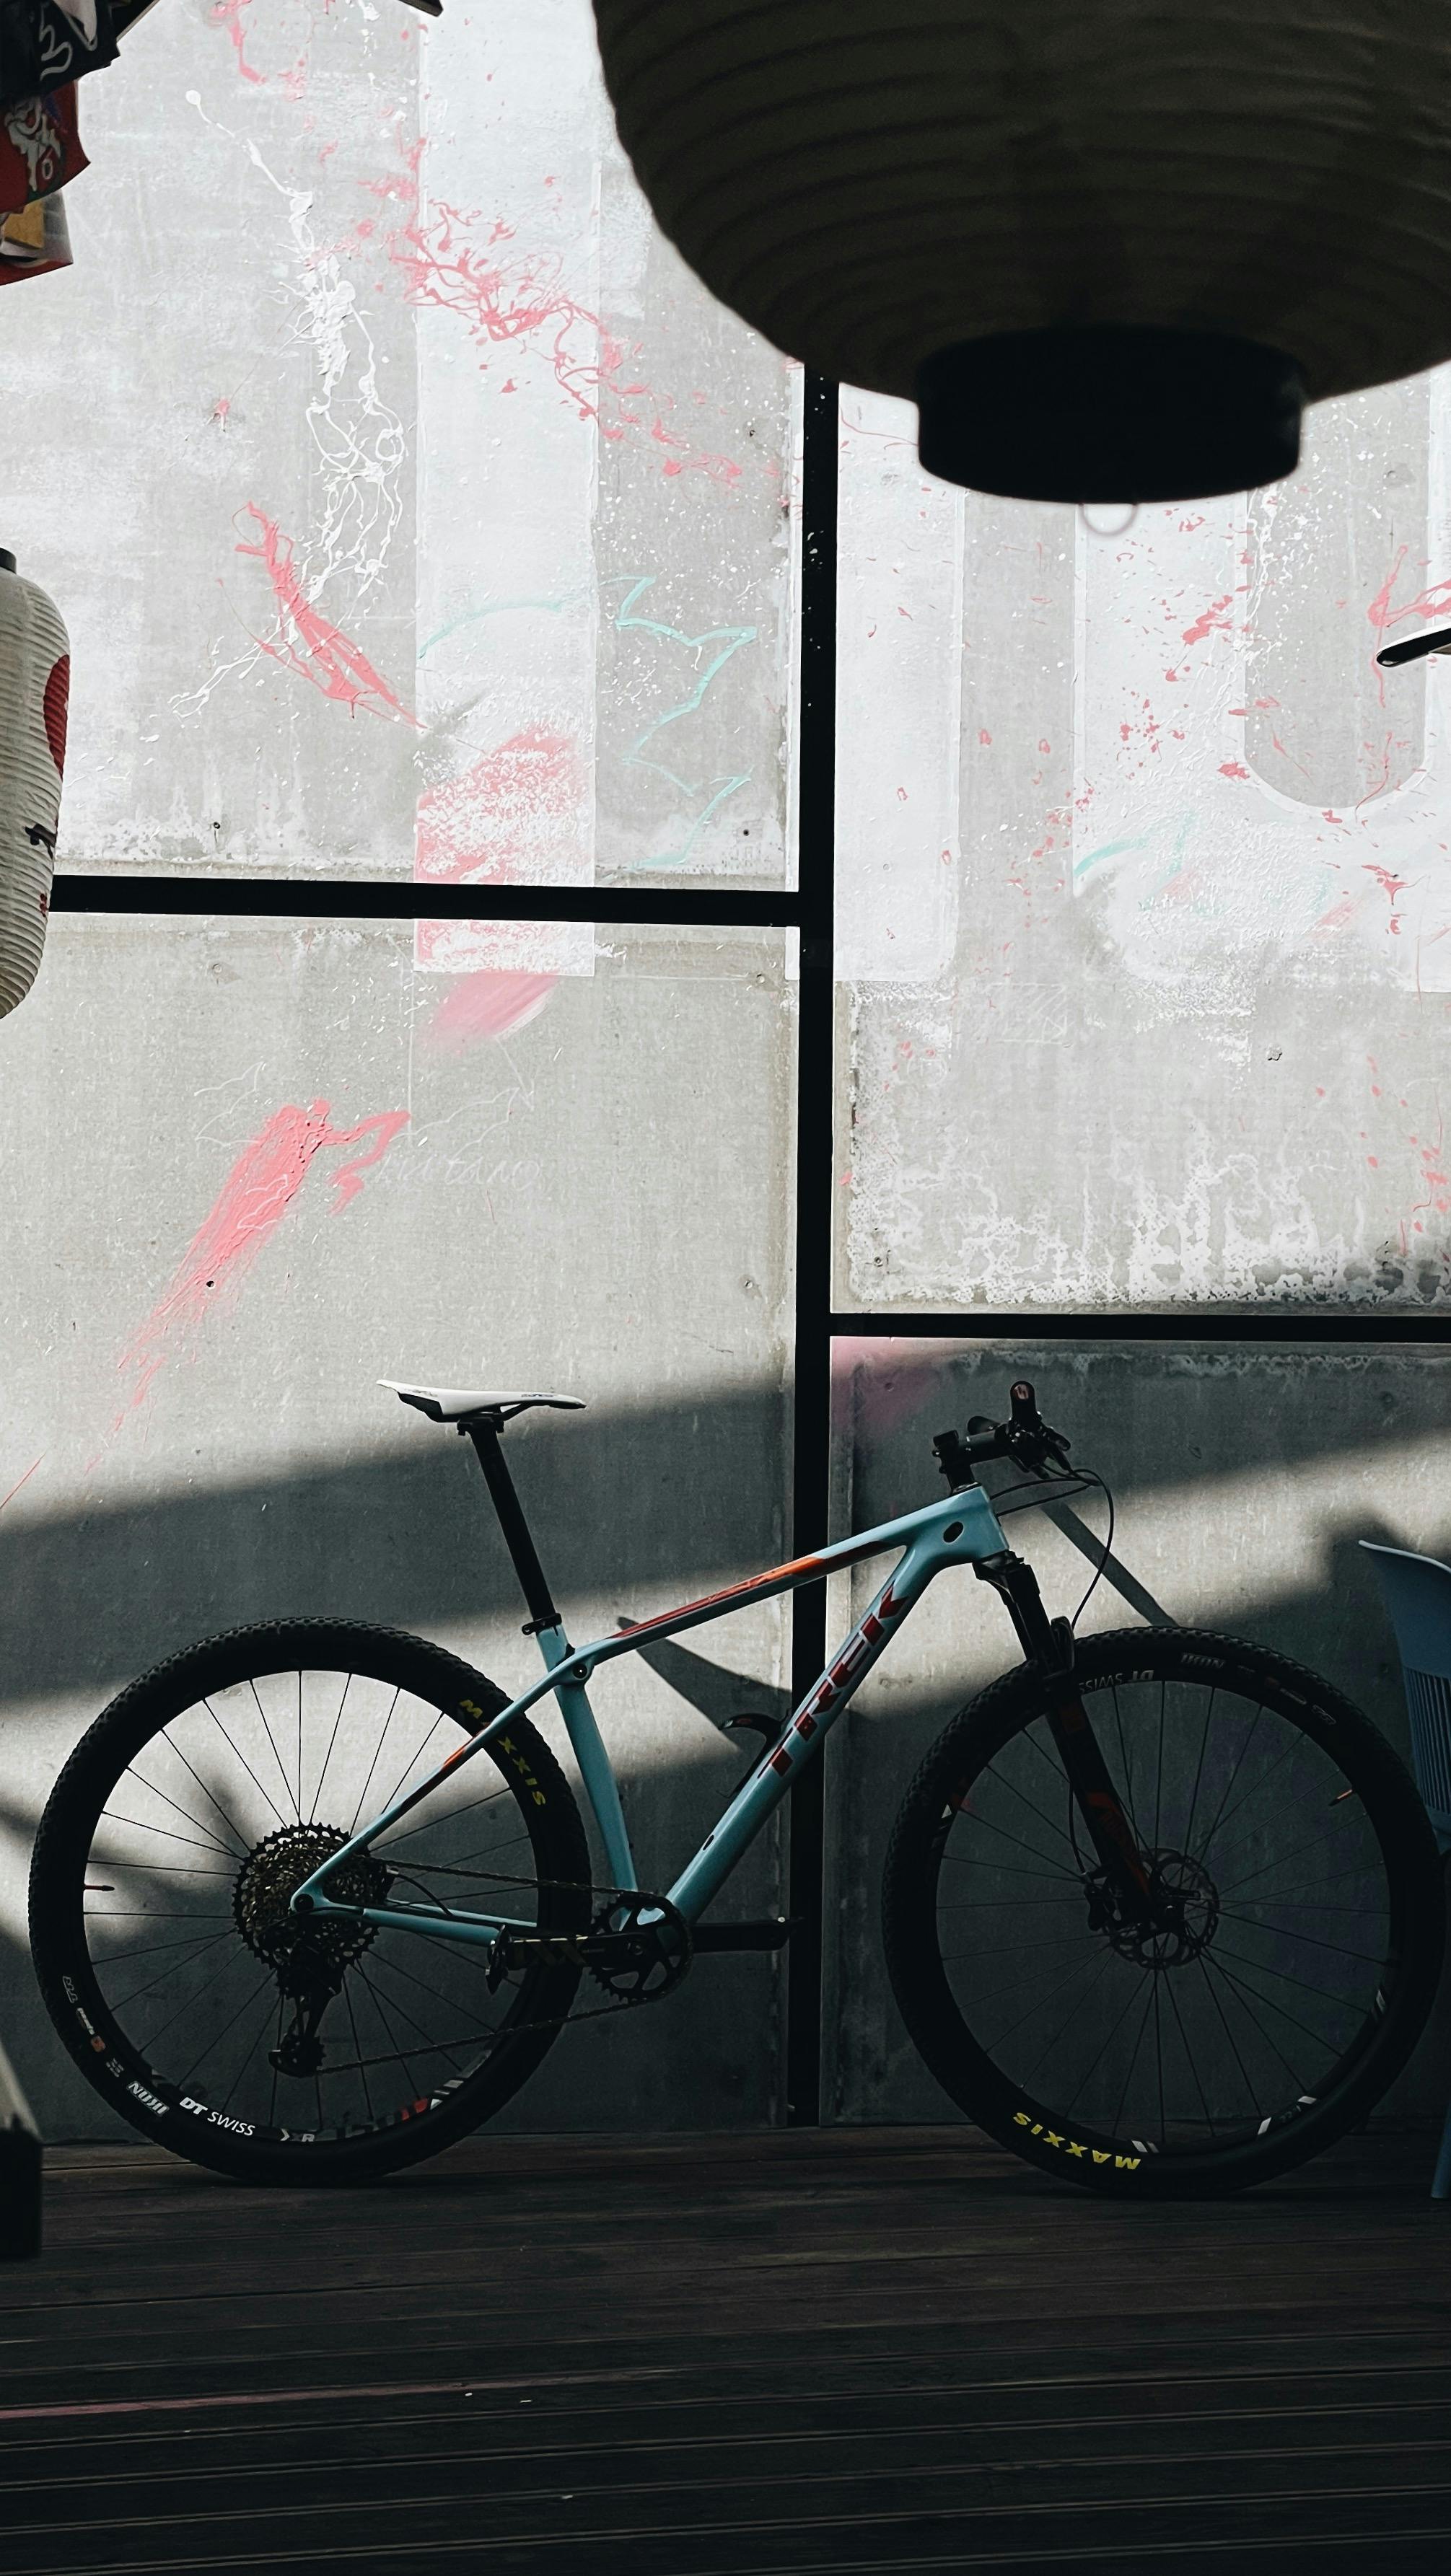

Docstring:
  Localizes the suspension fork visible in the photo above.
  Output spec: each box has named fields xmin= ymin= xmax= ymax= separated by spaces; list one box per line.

xmin=975 ymin=1552 xmax=1152 ymax=1914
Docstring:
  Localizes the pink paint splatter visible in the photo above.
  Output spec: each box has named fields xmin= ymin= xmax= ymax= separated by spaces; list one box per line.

xmin=1180 ymin=594 xmax=1235 ymax=648
xmin=1364 ymin=862 xmax=1411 ymax=933
xmin=209 ymin=0 xmax=264 ymax=83
xmin=356 ymin=141 xmax=749 ymax=491
xmin=425 ymin=971 xmax=556 ymax=1052
xmin=1367 ymin=546 xmax=1451 ymax=644
xmin=414 ymin=729 xmax=584 ymax=972
xmin=236 ymin=507 xmax=417 ymax=723
xmin=115 ymin=1102 xmax=408 ymax=1417
xmin=1218 ymin=760 xmax=1250 ymax=780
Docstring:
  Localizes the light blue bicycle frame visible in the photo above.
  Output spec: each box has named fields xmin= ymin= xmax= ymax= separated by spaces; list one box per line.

xmin=293 ymin=1480 xmax=1012 ymax=1948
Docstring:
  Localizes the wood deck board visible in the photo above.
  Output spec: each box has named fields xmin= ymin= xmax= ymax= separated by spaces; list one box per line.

xmin=1 ymin=2126 xmax=1447 ymax=2572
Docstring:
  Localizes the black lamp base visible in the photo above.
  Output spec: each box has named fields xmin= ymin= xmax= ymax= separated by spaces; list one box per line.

xmin=916 ymin=326 xmax=1305 ymax=504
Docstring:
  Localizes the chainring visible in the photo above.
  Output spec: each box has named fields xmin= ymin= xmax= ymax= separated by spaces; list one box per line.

xmin=586 ymin=1890 xmax=692 ymax=2005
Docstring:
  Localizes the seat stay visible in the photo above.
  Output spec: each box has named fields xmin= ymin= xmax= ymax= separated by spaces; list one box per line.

xmin=294 ymin=1482 xmax=1009 ymax=1936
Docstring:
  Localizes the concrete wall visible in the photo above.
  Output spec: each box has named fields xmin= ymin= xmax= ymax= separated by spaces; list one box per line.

xmin=1 ymin=913 xmax=795 ymax=2134
xmin=835 ymin=377 xmax=1451 ymax=1311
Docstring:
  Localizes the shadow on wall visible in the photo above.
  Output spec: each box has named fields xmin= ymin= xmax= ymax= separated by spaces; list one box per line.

xmin=4 ymin=1356 xmax=1450 ymax=2140
xmin=0 ymin=1384 xmax=792 ymax=1714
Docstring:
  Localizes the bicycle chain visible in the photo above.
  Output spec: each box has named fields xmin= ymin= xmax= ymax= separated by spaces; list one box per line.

xmin=359 ymin=1859 xmax=690 ymax=2049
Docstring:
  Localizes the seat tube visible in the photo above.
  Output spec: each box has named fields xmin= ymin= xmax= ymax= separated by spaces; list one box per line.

xmin=538 ymin=1629 xmax=637 ymax=1894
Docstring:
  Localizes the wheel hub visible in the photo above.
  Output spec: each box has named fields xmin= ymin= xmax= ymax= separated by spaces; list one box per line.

xmin=232 ymin=1823 xmax=390 ymax=1990
xmin=1087 ymin=1848 xmax=1220 ymax=1969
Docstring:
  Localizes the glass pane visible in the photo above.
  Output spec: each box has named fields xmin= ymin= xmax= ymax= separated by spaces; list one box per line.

xmin=1 ymin=915 xmax=793 ymax=2135
xmin=822 ymin=1336 xmax=1451 ymax=2122
xmin=836 ymin=374 xmax=1451 ymax=1314
xmin=8 ymin=2 xmax=794 ymax=889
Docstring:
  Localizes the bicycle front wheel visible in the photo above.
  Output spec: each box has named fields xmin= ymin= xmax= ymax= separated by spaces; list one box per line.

xmin=883 ymin=1627 xmax=1445 ymax=2195
xmin=30 ymin=1620 xmax=591 ymax=2184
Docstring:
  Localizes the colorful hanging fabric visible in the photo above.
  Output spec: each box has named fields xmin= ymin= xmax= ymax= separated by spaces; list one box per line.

xmin=0 ymin=181 xmax=69 ymax=280
xmin=0 ymin=79 xmax=84 ymax=208
xmin=0 ymin=3 xmax=117 ymax=113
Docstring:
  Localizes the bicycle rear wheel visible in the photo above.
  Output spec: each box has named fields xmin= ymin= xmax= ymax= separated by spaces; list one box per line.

xmin=30 ymin=1619 xmax=591 ymax=2184
xmin=882 ymin=1627 xmax=1445 ymax=2194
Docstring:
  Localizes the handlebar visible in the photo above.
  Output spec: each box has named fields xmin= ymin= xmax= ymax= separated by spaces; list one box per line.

xmin=932 ymin=1380 xmax=1072 ymax=1492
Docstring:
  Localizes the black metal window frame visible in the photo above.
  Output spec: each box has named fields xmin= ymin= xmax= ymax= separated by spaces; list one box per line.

xmin=48 ymin=371 xmax=1451 ymax=2124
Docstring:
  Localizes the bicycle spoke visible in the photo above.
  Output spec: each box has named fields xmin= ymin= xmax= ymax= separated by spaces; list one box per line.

xmin=352 ymin=1967 xmax=424 ymax=2094
xmin=343 ymin=1981 xmax=375 ymax=2127
xmin=1064 ymin=1969 xmax=1155 ymax=2119
xmin=310 ymin=1671 xmax=352 ymax=1824
xmin=1196 ymin=1729 xmax=1302 ymax=1865
xmin=381 ymin=1779 xmax=512 ymax=1851
xmin=1202 ymin=1948 xmax=1341 ymax=2066
xmin=979 ymin=1756 xmax=1079 ymax=1856
xmin=200 ymin=1697 xmax=289 ymax=1833
xmin=1193 ymin=1700 xmax=1268 ymax=1861
xmin=1216 ymin=1806 xmax=1364 ymax=1901
xmin=1018 ymin=1946 xmax=1118 ymax=2090
xmin=1170 ymin=1971 xmax=1226 ymax=2135
xmin=1195 ymin=1951 xmax=1265 ymax=2121
xmin=1214 ymin=1909 xmax=1386 ymax=1969
xmin=248 ymin=1678 xmax=302 ymax=1824
xmin=157 ymin=1732 xmax=253 ymax=1855
xmin=980 ymin=1940 xmax=1118 ymax=2058
xmin=1180 ymin=1685 xmax=1216 ymax=1856
xmin=1110 ymin=1982 xmax=1157 ymax=2137
xmin=175 ymin=1966 xmax=277 ymax=2088
xmin=1207 ymin=1940 xmax=1369 ymax=2023
xmin=372 ymin=1709 xmax=452 ymax=1822
xmin=100 ymin=1809 xmax=234 ymax=1862
xmin=347 ymin=1687 xmax=405 ymax=1834
xmin=133 ymin=1943 xmax=256 ymax=2057
xmin=1199 ymin=1951 xmax=1310 ymax=2096
xmin=102 ymin=1928 xmax=237 ymax=2015
xmin=217 ymin=1980 xmax=281 ymax=2115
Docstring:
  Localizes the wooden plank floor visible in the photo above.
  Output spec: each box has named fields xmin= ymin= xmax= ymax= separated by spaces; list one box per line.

xmin=1 ymin=2125 xmax=1448 ymax=2574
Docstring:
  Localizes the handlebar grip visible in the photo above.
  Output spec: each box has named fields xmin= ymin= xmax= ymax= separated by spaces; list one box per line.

xmin=1009 ymin=1379 xmax=1038 ymax=1422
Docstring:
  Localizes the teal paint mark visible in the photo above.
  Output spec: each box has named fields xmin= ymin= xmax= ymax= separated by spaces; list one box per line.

xmin=608 ymin=575 xmax=757 ymax=869
xmin=1144 ymin=809 xmax=1198 ymax=903
xmin=417 ymin=593 xmax=575 ymax=663
xmin=1073 ymin=834 xmax=1147 ymax=881
xmin=415 ymin=572 xmax=758 ymax=870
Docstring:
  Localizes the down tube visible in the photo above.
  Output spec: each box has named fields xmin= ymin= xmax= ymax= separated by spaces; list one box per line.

xmin=669 ymin=1551 xmax=926 ymax=1923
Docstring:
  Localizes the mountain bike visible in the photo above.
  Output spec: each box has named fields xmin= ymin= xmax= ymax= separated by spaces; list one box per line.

xmin=29 ymin=1376 xmax=1445 ymax=2195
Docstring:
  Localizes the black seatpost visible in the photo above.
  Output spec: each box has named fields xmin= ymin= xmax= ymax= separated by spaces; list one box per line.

xmin=463 ymin=1416 xmax=562 ymax=1635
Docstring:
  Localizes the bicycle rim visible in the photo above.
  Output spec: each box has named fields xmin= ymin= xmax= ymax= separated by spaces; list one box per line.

xmin=885 ymin=1629 xmax=1445 ymax=2192
xmin=30 ymin=1622 xmax=589 ymax=2179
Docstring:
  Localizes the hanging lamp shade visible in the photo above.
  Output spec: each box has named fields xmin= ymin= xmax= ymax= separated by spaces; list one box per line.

xmin=591 ymin=1 xmax=1451 ymax=504
xmin=0 ymin=550 xmax=67 ymax=1020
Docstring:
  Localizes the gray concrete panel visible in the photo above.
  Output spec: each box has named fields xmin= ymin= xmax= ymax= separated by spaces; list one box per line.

xmin=837 ymin=377 xmax=1451 ymax=1311
xmin=0 ymin=914 xmax=794 ymax=2137
xmin=823 ymin=1340 xmax=1451 ymax=2127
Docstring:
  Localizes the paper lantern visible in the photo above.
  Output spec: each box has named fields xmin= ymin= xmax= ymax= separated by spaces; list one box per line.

xmin=0 ymin=549 xmax=67 ymax=1020
xmin=591 ymin=1 xmax=1451 ymax=504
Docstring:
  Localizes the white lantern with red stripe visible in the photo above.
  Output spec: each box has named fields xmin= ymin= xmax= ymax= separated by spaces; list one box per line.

xmin=0 ymin=548 xmax=67 ymax=1021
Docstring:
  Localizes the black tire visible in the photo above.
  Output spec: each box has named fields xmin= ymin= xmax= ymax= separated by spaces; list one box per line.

xmin=30 ymin=1620 xmax=592 ymax=2184
xmin=883 ymin=1627 xmax=1446 ymax=2196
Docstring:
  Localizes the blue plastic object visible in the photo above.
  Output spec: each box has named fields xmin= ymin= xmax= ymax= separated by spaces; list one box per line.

xmin=1361 ymin=1542 xmax=1451 ymax=2199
